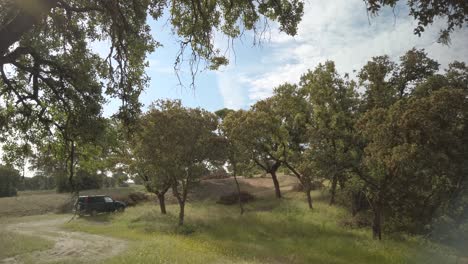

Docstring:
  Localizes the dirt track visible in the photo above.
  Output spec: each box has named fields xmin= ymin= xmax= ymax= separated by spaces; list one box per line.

xmin=1 ymin=216 xmax=127 ymax=264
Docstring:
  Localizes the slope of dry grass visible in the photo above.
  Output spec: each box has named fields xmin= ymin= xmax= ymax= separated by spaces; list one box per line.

xmin=0 ymin=187 xmax=141 ymax=217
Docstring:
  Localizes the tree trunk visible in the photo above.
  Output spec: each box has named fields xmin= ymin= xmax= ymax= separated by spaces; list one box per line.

xmin=178 ymin=201 xmax=185 ymax=226
xmin=270 ymin=170 xmax=282 ymax=199
xmin=372 ymin=205 xmax=382 ymax=240
xmin=305 ymin=187 xmax=313 ymax=209
xmin=233 ymin=173 xmax=244 ymax=215
xmin=329 ymin=175 xmax=338 ymax=205
xmin=68 ymin=140 xmax=76 ymax=193
xmin=157 ymin=193 xmax=167 ymax=214
xmin=351 ymin=192 xmax=358 ymax=216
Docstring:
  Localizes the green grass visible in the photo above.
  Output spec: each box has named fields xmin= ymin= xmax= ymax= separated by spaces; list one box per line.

xmin=64 ymin=191 xmax=458 ymax=264
xmin=0 ymin=231 xmax=54 ymax=259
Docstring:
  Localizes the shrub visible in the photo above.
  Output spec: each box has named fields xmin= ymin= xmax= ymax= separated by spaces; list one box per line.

xmin=291 ymin=181 xmax=324 ymax=192
xmin=119 ymin=182 xmax=130 ymax=187
xmin=340 ymin=212 xmax=372 ymax=229
xmin=112 ymin=192 xmax=149 ymax=207
xmin=217 ymin=191 xmax=255 ymax=205
xmin=0 ymin=165 xmax=20 ymax=197
xmin=201 ymin=169 xmax=229 ymax=180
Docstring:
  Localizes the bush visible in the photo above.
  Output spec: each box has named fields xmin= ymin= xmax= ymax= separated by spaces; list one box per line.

xmin=217 ymin=191 xmax=255 ymax=205
xmin=340 ymin=212 xmax=372 ymax=229
xmin=291 ymin=181 xmax=324 ymax=192
xmin=119 ymin=182 xmax=130 ymax=187
xmin=0 ymin=165 xmax=20 ymax=197
xmin=103 ymin=177 xmax=117 ymax=188
xmin=112 ymin=192 xmax=149 ymax=207
xmin=56 ymin=169 xmax=103 ymax=193
xmin=201 ymin=169 xmax=229 ymax=180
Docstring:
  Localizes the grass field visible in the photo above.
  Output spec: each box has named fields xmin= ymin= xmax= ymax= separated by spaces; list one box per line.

xmin=1 ymin=175 xmax=465 ymax=264
xmin=0 ymin=186 xmax=142 ymax=217
xmin=0 ymin=231 xmax=54 ymax=259
xmin=65 ymin=190 xmax=460 ymax=264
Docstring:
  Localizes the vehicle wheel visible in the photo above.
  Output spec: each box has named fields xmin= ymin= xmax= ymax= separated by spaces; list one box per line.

xmin=90 ymin=210 xmax=98 ymax=217
xmin=117 ymin=207 xmax=125 ymax=213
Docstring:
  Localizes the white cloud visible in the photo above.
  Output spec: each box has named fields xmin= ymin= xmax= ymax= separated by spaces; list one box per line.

xmin=147 ymin=58 xmax=174 ymax=75
xmin=216 ymin=68 xmax=248 ymax=110
xmin=234 ymin=0 xmax=468 ymax=103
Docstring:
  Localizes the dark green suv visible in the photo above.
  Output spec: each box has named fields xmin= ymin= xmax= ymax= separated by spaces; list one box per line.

xmin=75 ymin=195 xmax=126 ymax=216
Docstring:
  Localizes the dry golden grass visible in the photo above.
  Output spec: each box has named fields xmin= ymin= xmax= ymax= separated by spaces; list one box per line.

xmin=0 ymin=187 xmax=141 ymax=218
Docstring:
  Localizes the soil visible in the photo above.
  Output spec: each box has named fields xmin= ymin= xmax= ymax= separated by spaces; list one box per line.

xmin=1 ymin=216 xmax=127 ymax=264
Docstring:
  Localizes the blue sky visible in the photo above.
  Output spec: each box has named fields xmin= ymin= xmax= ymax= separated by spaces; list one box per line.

xmin=104 ymin=0 xmax=468 ymax=116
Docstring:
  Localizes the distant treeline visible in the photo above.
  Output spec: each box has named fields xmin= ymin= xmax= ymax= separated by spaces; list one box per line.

xmin=0 ymin=164 xmax=126 ymax=196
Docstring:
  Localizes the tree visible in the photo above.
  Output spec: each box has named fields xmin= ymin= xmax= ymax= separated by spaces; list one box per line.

xmin=358 ymin=55 xmax=398 ymax=111
xmin=218 ymin=108 xmax=249 ymax=215
xmin=357 ymin=87 xmax=467 ymax=240
xmin=134 ymin=100 xmax=224 ymax=223
xmin=0 ymin=0 xmax=304 ymax=136
xmin=222 ymin=105 xmax=287 ymax=199
xmin=393 ymin=48 xmax=439 ymax=97
xmin=365 ymin=0 xmax=468 ymax=44
xmin=130 ymin=150 xmax=172 ymax=214
xmin=352 ymin=51 xmax=467 ymax=239
xmin=256 ymin=83 xmax=317 ymax=208
xmin=0 ymin=164 xmax=20 ymax=197
xmin=300 ymin=62 xmax=359 ymax=205
xmin=0 ymin=1 xmax=304 ymax=193
xmin=28 ymin=117 xmax=117 ymax=193
xmin=19 ymin=174 xmax=56 ymax=191
xmin=130 ymin=100 xmax=185 ymax=215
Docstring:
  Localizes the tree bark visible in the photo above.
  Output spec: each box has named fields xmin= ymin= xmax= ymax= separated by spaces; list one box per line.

xmin=233 ymin=170 xmax=244 ymax=215
xmin=68 ymin=140 xmax=75 ymax=193
xmin=351 ymin=192 xmax=359 ymax=216
xmin=270 ymin=170 xmax=282 ymax=199
xmin=178 ymin=201 xmax=185 ymax=226
xmin=305 ymin=186 xmax=313 ymax=209
xmin=329 ymin=175 xmax=338 ymax=205
xmin=157 ymin=193 xmax=167 ymax=214
xmin=372 ymin=204 xmax=382 ymax=240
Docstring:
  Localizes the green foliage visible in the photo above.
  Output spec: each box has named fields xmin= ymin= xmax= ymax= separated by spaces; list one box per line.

xmin=353 ymin=49 xmax=468 ymax=239
xmin=133 ymin=99 xmax=226 ymax=220
xmin=0 ymin=164 xmax=20 ymax=197
xmin=222 ymin=105 xmax=286 ymax=198
xmin=358 ymin=87 xmax=467 ymax=230
xmin=217 ymin=48 xmax=467 ymax=242
xmin=0 ymin=0 xmax=304 ymax=138
xmin=0 ymin=0 xmax=305 ymax=197
xmin=26 ymin=117 xmax=122 ymax=193
xmin=300 ymin=61 xmax=359 ymax=204
xmin=365 ymin=0 xmax=467 ymax=44
xmin=18 ymin=175 xmax=56 ymax=191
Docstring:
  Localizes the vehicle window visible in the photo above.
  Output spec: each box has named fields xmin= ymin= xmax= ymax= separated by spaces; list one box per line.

xmin=104 ymin=197 xmax=113 ymax=203
xmin=89 ymin=196 xmax=104 ymax=203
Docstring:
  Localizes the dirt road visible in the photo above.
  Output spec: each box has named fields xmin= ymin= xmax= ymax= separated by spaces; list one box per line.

xmin=1 ymin=216 xmax=127 ymax=264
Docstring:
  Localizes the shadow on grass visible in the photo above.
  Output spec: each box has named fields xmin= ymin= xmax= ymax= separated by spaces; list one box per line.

xmin=189 ymin=177 xmax=274 ymax=202
xmin=78 ymin=213 xmax=113 ymax=223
